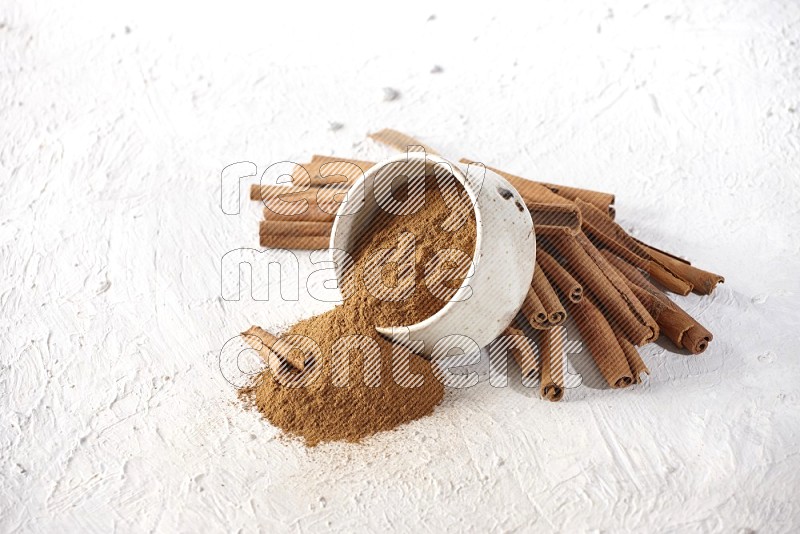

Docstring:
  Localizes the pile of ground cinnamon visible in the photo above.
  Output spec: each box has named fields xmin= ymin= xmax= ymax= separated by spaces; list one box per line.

xmin=240 ymin=175 xmax=476 ymax=445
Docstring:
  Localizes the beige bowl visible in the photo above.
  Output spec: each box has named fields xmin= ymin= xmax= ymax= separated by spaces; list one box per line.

xmin=330 ymin=152 xmax=535 ymax=359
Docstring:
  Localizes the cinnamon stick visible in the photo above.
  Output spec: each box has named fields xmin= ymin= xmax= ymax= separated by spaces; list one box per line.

xmin=575 ymin=199 xmax=649 ymax=257
xmin=682 ymin=324 xmax=714 ymax=355
xmin=629 ymin=282 xmax=711 ymax=354
xmin=640 ymin=244 xmax=724 ymax=296
xmin=263 ymin=220 xmax=332 ymax=238
xmin=584 ymin=225 xmax=692 ymax=296
xmin=532 ymin=263 xmax=566 ymax=325
xmin=538 ymin=182 xmax=615 ymax=217
xmin=576 ymin=233 xmax=659 ymax=345
xmin=538 ymin=327 xmax=565 ymax=401
xmin=539 ymin=227 xmax=655 ymax=346
xmin=601 ymin=250 xmax=714 ymax=354
xmin=259 ymin=222 xmax=330 ymax=249
xmin=569 ymin=298 xmax=633 ymax=389
xmin=251 ymin=184 xmax=344 ymax=215
xmin=242 ymin=325 xmax=306 ymax=370
xmin=249 ymin=184 xmax=311 ymax=199
xmin=616 ymin=334 xmax=649 ymax=384
xmin=501 ymin=326 xmax=539 ymax=379
xmin=631 ymin=236 xmax=691 ymax=265
xmin=575 ymin=199 xmax=693 ymax=295
xmin=263 ymin=206 xmax=336 ymax=223
xmin=520 ymin=286 xmax=548 ymax=328
xmin=599 ymin=249 xmax=662 ymax=295
xmin=537 ymin=250 xmax=583 ymax=303
xmin=300 ymin=155 xmax=374 ymax=188
xmin=368 ymin=129 xmax=440 ymax=154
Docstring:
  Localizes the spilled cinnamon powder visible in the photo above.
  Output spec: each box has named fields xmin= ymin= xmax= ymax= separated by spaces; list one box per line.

xmin=240 ymin=175 xmax=476 ymax=445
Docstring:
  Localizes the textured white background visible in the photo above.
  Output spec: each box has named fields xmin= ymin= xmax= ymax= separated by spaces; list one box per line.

xmin=2 ymin=0 xmax=800 ymax=532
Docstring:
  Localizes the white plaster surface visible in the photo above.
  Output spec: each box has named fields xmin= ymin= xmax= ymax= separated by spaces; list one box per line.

xmin=2 ymin=0 xmax=800 ymax=532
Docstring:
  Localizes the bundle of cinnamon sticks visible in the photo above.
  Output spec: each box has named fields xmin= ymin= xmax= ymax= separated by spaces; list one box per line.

xmin=251 ymin=129 xmax=724 ymax=401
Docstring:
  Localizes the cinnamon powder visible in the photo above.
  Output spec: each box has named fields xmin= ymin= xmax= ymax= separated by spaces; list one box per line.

xmin=240 ymin=175 xmax=476 ymax=445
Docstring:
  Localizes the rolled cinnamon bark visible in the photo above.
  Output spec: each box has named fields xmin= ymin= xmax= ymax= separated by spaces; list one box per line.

xmin=538 ymin=327 xmax=565 ymax=401
xmin=263 ymin=206 xmax=336 ymax=223
xmin=578 ymin=211 xmax=648 ymax=270
xmin=682 ymin=324 xmax=714 ymax=354
xmin=616 ymin=334 xmax=649 ymax=384
xmin=259 ymin=222 xmax=330 ymax=249
xmin=576 ymin=199 xmax=693 ymax=295
xmin=537 ymin=250 xmax=583 ymax=302
xmin=576 ymin=199 xmax=648 ymax=256
xmin=645 ymin=263 xmax=694 ymax=296
xmin=630 ymin=283 xmax=710 ymax=354
xmin=263 ymin=220 xmax=332 ymax=238
xmin=576 ymin=233 xmax=659 ymax=345
xmin=631 ymin=236 xmax=691 ymax=265
xmin=600 ymin=250 xmax=660 ymax=294
xmin=532 ymin=263 xmax=566 ymax=325
xmin=539 ymin=227 xmax=655 ymax=346
xmin=583 ymin=225 xmax=649 ymax=270
xmin=584 ymin=223 xmax=693 ymax=295
xmin=242 ymin=325 xmax=306 ymax=370
xmin=251 ymin=184 xmax=344 ymax=215
xmin=501 ymin=326 xmax=539 ymax=379
xmin=538 ymin=182 xmax=615 ymax=216
xmin=601 ymin=250 xmax=714 ymax=355
xmin=569 ymin=298 xmax=633 ymax=389
xmin=242 ymin=328 xmax=282 ymax=373
xmin=520 ymin=286 xmax=548 ymax=328
xmin=249 ymin=184 xmax=310 ymax=199
xmin=368 ymin=128 xmax=440 ymax=154
xmin=640 ymin=244 xmax=724 ymax=296
xmin=300 ymin=155 xmax=374 ymax=188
